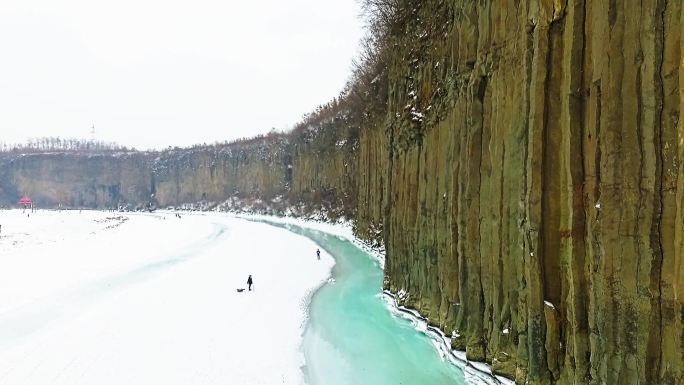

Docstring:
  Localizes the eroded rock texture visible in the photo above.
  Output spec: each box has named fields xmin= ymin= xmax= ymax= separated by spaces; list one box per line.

xmin=0 ymin=1 xmax=682 ymax=384
xmin=380 ymin=1 xmax=684 ymax=385
xmin=0 ymin=153 xmax=153 ymax=208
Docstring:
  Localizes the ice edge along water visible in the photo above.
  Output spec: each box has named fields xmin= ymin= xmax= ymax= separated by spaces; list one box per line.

xmin=230 ymin=212 xmax=514 ymax=385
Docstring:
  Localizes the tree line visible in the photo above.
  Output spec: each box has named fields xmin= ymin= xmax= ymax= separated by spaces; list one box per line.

xmin=0 ymin=137 xmax=135 ymax=154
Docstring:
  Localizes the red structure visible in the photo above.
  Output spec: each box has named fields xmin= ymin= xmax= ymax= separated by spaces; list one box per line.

xmin=18 ymin=196 xmax=33 ymax=208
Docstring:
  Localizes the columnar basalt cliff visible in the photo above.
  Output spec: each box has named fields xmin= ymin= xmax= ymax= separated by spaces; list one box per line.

xmin=0 ymin=1 xmax=682 ymax=384
xmin=0 ymin=152 xmax=153 ymax=208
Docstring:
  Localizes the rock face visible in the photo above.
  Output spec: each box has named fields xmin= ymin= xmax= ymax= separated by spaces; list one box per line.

xmin=1 ymin=1 xmax=683 ymax=384
xmin=0 ymin=153 xmax=153 ymax=208
xmin=378 ymin=2 xmax=683 ymax=385
xmin=376 ymin=2 xmax=684 ymax=384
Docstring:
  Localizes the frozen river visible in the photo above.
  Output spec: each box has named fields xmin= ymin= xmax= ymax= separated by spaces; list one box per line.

xmin=0 ymin=210 xmax=332 ymax=384
xmin=0 ymin=210 xmax=492 ymax=385
xmin=271 ymin=221 xmax=465 ymax=385
xmin=258 ymin=220 xmax=505 ymax=385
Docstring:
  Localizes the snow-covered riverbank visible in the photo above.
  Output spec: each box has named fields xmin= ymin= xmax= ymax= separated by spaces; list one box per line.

xmin=231 ymin=212 xmax=513 ymax=385
xmin=0 ymin=210 xmax=333 ymax=385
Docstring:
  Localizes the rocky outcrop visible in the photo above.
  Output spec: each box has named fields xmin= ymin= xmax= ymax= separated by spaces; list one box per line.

xmin=378 ymin=1 xmax=684 ymax=385
xmin=0 ymin=1 xmax=682 ymax=384
xmin=152 ymin=140 xmax=290 ymax=206
xmin=0 ymin=152 xmax=153 ymax=208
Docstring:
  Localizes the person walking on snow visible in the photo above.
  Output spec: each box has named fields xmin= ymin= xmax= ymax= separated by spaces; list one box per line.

xmin=316 ymin=249 xmax=321 ymax=260
xmin=247 ymin=275 xmax=253 ymax=291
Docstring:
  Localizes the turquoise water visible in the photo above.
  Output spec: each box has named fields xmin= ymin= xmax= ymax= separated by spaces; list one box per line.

xmin=269 ymin=222 xmax=467 ymax=385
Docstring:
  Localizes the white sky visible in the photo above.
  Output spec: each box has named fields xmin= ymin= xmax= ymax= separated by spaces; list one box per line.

xmin=0 ymin=0 xmax=363 ymax=150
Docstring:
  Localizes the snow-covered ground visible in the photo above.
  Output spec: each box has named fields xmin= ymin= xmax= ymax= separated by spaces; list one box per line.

xmin=0 ymin=209 xmax=333 ymax=385
xmin=229 ymin=212 xmax=512 ymax=385
xmin=229 ymin=213 xmax=385 ymax=269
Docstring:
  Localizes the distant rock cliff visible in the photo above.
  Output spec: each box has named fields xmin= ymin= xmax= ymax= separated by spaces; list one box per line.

xmin=0 ymin=152 xmax=153 ymax=208
xmin=1 ymin=1 xmax=683 ymax=384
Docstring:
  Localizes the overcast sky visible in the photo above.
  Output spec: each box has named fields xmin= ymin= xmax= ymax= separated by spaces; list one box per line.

xmin=0 ymin=0 xmax=363 ymax=150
